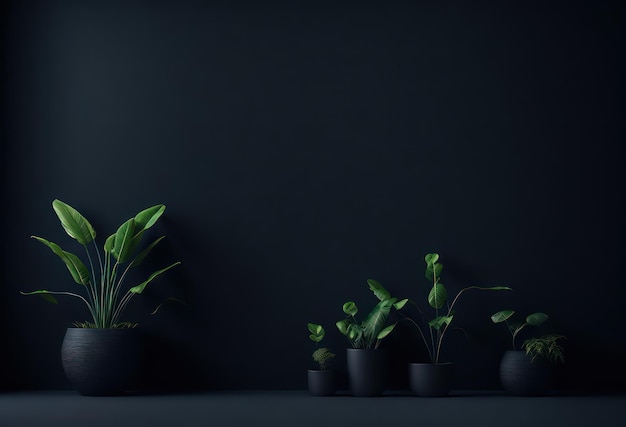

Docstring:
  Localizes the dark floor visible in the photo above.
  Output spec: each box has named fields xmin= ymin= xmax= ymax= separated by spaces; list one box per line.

xmin=1 ymin=390 xmax=624 ymax=427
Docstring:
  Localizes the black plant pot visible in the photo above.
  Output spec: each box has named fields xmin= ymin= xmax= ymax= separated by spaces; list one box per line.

xmin=499 ymin=350 xmax=552 ymax=396
xmin=61 ymin=328 xmax=142 ymax=396
xmin=346 ymin=348 xmax=387 ymax=397
xmin=408 ymin=363 xmax=453 ymax=397
xmin=307 ymin=369 xmax=335 ymax=396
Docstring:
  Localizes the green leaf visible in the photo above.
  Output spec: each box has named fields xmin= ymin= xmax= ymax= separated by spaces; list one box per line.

xmin=104 ymin=233 xmax=115 ymax=254
xmin=367 ymin=279 xmax=391 ymax=301
xmin=31 ymin=237 xmax=89 ymax=285
xmin=362 ymin=299 xmax=393 ymax=345
xmin=133 ymin=205 xmax=166 ymax=235
xmin=428 ymin=283 xmax=448 ymax=309
xmin=429 ymin=315 xmax=454 ymax=330
xmin=52 ymin=199 xmax=96 ymax=245
xmin=20 ymin=290 xmax=58 ymax=304
xmin=129 ymin=262 xmax=181 ymax=294
xmin=376 ymin=323 xmax=396 ymax=340
xmin=425 ymin=262 xmax=443 ymax=281
xmin=307 ymin=323 xmax=322 ymax=335
xmin=336 ymin=319 xmax=351 ymax=336
xmin=393 ymin=298 xmax=408 ymax=310
xmin=484 ymin=286 xmax=513 ymax=291
xmin=309 ymin=334 xmax=323 ymax=343
xmin=526 ymin=312 xmax=549 ymax=326
xmin=112 ymin=218 xmax=136 ymax=263
xmin=491 ymin=310 xmax=515 ymax=323
xmin=424 ymin=253 xmax=439 ymax=266
xmin=342 ymin=301 xmax=358 ymax=316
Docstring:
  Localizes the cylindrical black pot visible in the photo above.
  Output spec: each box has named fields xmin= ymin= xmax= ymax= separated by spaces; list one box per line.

xmin=307 ymin=369 xmax=335 ymax=396
xmin=408 ymin=363 xmax=453 ymax=397
xmin=61 ymin=328 xmax=142 ymax=396
xmin=499 ymin=350 xmax=552 ymax=396
xmin=346 ymin=348 xmax=387 ymax=397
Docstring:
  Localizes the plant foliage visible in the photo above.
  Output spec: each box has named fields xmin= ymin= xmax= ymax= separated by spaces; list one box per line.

xmin=490 ymin=310 xmax=549 ymax=350
xmin=308 ymin=323 xmax=335 ymax=370
xmin=402 ymin=253 xmax=511 ymax=364
xmin=523 ymin=335 xmax=566 ymax=364
xmin=22 ymin=199 xmax=181 ymax=328
xmin=335 ymin=279 xmax=408 ymax=350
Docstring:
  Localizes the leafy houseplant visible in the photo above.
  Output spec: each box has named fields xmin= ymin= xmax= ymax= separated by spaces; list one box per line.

xmin=308 ymin=323 xmax=335 ymax=371
xmin=335 ymin=279 xmax=407 ymax=350
xmin=336 ymin=279 xmax=407 ymax=397
xmin=404 ymin=253 xmax=511 ymax=396
xmin=22 ymin=199 xmax=180 ymax=396
xmin=22 ymin=199 xmax=181 ymax=328
xmin=307 ymin=323 xmax=336 ymax=396
xmin=491 ymin=310 xmax=565 ymax=395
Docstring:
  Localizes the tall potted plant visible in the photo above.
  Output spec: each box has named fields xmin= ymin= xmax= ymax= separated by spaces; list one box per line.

xmin=491 ymin=310 xmax=565 ymax=395
xmin=402 ymin=253 xmax=511 ymax=396
xmin=307 ymin=323 xmax=336 ymax=396
xmin=336 ymin=279 xmax=407 ymax=397
xmin=22 ymin=199 xmax=180 ymax=396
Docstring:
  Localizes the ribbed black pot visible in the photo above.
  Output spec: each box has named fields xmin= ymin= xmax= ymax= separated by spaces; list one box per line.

xmin=499 ymin=350 xmax=552 ymax=396
xmin=346 ymin=348 xmax=387 ymax=397
xmin=61 ymin=328 xmax=142 ymax=396
xmin=408 ymin=363 xmax=453 ymax=397
xmin=307 ymin=370 xmax=335 ymax=396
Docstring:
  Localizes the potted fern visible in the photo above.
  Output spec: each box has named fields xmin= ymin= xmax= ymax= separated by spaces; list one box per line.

xmin=402 ymin=253 xmax=511 ymax=396
xmin=336 ymin=279 xmax=407 ymax=397
xmin=491 ymin=310 xmax=566 ymax=395
xmin=22 ymin=199 xmax=180 ymax=395
xmin=307 ymin=323 xmax=336 ymax=396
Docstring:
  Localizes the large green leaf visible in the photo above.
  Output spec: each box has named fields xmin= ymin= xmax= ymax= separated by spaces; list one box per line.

xmin=526 ymin=312 xmax=549 ymax=326
xmin=52 ymin=199 xmax=96 ymax=245
xmin=367 ymin=279 xmax=391 ymax=301
xmin=112 ymin=218 xmax=136 ymax=263
xmin=133 ymin=205 xmax=166 ymax=235
xmin=128 ymin=262 xmax=181 ymax=294
xmin=428 ymin=283 xmax=448 ymax=309
xmin=362 ymin=299 xmax=393 ymax=345
xmin=491 ymin=310 xmax=515 ymax=324
xmin=394 ymin=298 xmax=409 ymax=310
xmin=31 ymin=237 xmax=89 ymax=285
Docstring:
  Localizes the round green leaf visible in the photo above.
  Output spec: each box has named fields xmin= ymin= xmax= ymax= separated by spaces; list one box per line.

xmin=428 ymin=283 xmax=447 ymax=309
xmin=526 ymin=312 xmax=549 ymax=326
xmin=425 ymin=253 xmax=439 ymax=266
xmin=343 ymin=301 xmax=358 ymax=316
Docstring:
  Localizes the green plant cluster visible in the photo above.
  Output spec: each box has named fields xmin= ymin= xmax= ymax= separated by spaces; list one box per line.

xmin=308 ymin=323 xmax=335 ymax=370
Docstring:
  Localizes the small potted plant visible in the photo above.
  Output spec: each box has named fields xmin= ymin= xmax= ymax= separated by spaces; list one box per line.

xmin=336 ymin=279 xmax=407 ymax=397
xmin=22 ymin=199 xmax=180 ymax=396
xmin=307 ymin=323 xmax=336 ymax=396
xmin=491 ymin=310 xmax=566 ymax=395
xmin=402 ymin=253 xmax=511 ymax=397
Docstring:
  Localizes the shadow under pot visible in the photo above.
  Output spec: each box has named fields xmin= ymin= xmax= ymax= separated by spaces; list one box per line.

xmin=307 ymin=369 xmax=335 ymax=396
xmin=499 ymin=350 xmax=552 ymax=396
xmin=346 ymin=348 xmax=387 ymax=397
xmin=408 ymin=363 xmax=453 ymax=397
xmin=61 ymin=328 xmax=142 ymax=396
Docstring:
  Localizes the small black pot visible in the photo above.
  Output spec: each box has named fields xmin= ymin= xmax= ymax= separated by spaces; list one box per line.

xmin=61 ymin=328 xmax=142 ymax=396
xmin=408 ymin=363 xmax=453 ymax=397
xmin=346 ymin=348 xmax=387 ymax=397
xmin=499 ymin=350 xmax=552 ymax=396
xmin=307 ymin=369 xmax=335 ymax=396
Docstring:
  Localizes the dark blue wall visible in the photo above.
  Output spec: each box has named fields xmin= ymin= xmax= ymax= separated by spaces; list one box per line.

xmin=2 ymin=0 xmax=624 ymax=391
